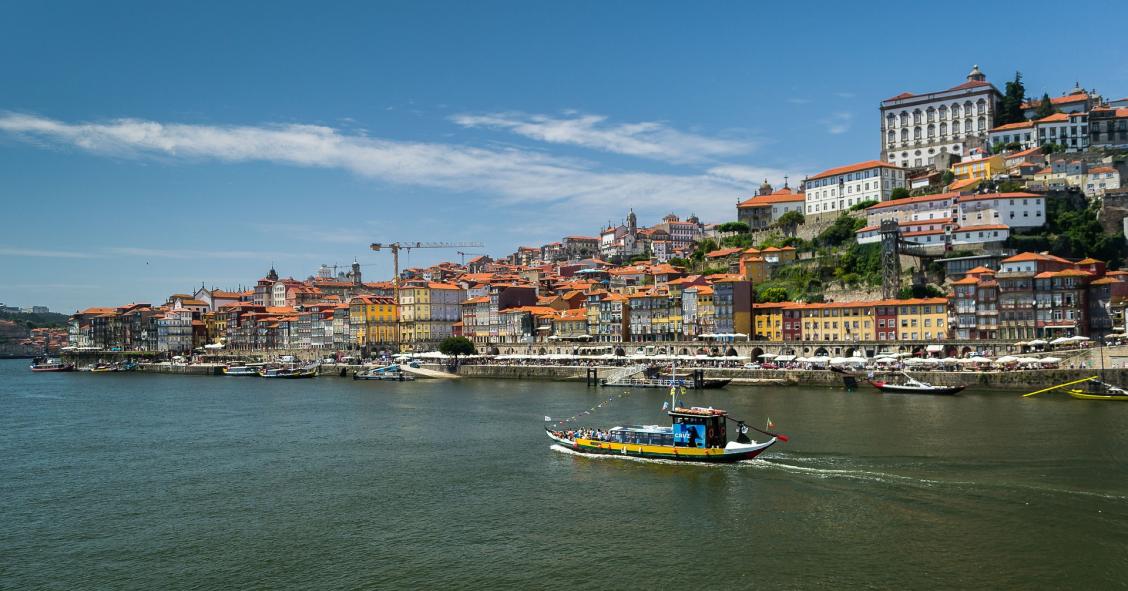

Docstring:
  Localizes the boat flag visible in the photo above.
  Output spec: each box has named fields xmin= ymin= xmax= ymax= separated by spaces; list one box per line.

xmin=545 ymin=416 xmax=552 ymax=422
xmin=661 ymin=401 xmax=669 ymax=411
xmin=766 ymin=417 xmax=775 ymax=429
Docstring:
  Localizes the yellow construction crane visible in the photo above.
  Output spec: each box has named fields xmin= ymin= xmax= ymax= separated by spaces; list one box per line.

xmin=370 ymin=241 xmax=484 ymax=345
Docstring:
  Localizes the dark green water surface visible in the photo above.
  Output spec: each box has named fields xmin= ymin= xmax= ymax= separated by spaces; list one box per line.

xmin=2 ymin=359 xmax=1126 ymax=589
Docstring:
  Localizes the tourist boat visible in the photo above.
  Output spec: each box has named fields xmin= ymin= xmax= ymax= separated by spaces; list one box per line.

xmin=259 ymin=363 xmax=319 ymax=379
xmin=869 ymin=373 xmax=964 ymax=395
xmin=546 ymin=406 xmax=783 ymax=463
xmin=223 ymin=365 xmax=260 ymax=376
xmin=30 ymin=358 xmax=74 ymax=372
xmin=90 ymin=363 xmax=118 ymax=373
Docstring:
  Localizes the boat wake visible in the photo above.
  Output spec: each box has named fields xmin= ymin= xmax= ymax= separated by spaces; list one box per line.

xmin=552 ymin=445 xmax=1126 ymax=501
xmin=746 ymin=456 xmax=1128 ymax=501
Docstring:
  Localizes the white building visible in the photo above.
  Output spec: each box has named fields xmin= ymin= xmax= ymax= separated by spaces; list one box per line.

xmin=803 ymin=161 xmax=906 ymax=215
xmin=1035 ymin=112 xmax=1089 ymax=152
xmin=880 ymin=65 xmax=1003 ymax=168
xmin=857 ymin=192 xmax=1043 ymax=248
xmin=1085 ymin=166 xmax=1121 ymax=197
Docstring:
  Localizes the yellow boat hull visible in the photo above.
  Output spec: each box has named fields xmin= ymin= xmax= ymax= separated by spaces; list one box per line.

xmin=1066 ymin=389 xmax=1128 ymax=401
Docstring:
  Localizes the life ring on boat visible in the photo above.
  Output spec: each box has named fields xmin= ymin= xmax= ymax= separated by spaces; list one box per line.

xmin=706 ymin=427 xmax=714 ymax=440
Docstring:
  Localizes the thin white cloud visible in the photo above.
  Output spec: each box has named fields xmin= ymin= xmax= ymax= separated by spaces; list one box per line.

xmin=786 ymin=98 xmax=813 ymax=105
xmin=707 ymin=165 xmax=809 ymax=190
xmin=0 ymin=247 xmax=104 ymax=259
xmin=450 ymin=111 xmax=754 ymax=163
xmin=105 ymin=247 xmax=322 ymax=260
xmin=834 ymin=92 xmax=856 ymax=99
xmin=0 ymin=112 xmax=761 ymax=222
xmin=822 ymin=112 xmax=854 ymax=135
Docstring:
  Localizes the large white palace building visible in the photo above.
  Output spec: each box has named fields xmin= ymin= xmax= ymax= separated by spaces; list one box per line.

xmin=880 ymin=65 xmax=1003 ymax=169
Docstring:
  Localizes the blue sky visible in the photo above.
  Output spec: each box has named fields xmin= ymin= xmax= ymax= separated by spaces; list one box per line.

xmin=3 ymin=1 xmax=1127 ymax=312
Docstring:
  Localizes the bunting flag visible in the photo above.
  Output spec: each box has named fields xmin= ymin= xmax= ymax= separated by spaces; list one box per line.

xmin=766 ymin=417 xmax=775 ymax=430
xmin=544 ymin=389 xmax=634 ymax=426
xmin=661 ymin=400 xmax=669 ymax=411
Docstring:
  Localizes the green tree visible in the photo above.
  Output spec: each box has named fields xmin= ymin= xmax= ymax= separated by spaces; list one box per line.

xmin=776 ymin=210 xmax=805 ymax=236
xmin=941 ymin=170 xmax=955 ymax=186
xmin=998 ymin=71 xmax=1027 ymax=125
xmin=890 ymin=187 xmax=910 ymax=200
xmin=848 ymin=199 xmax=879 ymax=212
xmin=1034 ymin=92 xmax=1055 ymax=119
xmin=815 ymin=215 xmax=865 ymax=248
xmin=758 ymin=287 xmax=790 ymax=302
xmin=716 ymin=221 xmax=750 ymax=234
xmin=438 ymin=336 xmax=476 ymax=359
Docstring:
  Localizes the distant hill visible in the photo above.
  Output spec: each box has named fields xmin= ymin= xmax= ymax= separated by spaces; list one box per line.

xmin=0 ymin=310 xmax=70 ymax=329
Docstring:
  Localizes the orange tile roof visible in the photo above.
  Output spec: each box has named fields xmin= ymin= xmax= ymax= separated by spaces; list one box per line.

xmin=808 ymin=160 xmax=901 ymax=181
xmin=1002 ymin=252 xmax=1073 ymax=264
xmin=1007 ymin=146 xmax=1043 ymax=160
xmin=965 ymin=266 xmax=996 ymax=274
xmin=1090 ymin=277 xmax=1122 ymax=285
xmin=947 ymin=178 xmax=980 ymax=191
xmin=955 ymin=224 xmax=1009 ymax=232
xmin=951 ymin=277 xmax=980 ymax=285
xmin=958 ymin=192 xmax=1042 ymax=203
xmin=867 ymin=192 xmax=959 ymax=210
xmin=1036 ymin=112 xmax=1070 ymax=123
xmin=737 ymin=190 xmax=805 ymax=208
xmin=1089 ymin=166 xmax=1117 ymax=174
xmin=990 ymin=121 xmax=1034 ymax=131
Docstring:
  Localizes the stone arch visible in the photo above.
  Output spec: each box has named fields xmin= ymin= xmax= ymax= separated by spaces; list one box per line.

xmin=750 ymin=346 xmax=764 ymax=361
xmin=844 ymin=346 xmax=857 ymax=358
xmin=679 ymin=347 xmax=689 ymax=355
xmin=538 ymin=347 xmax=547 ymax=355
xmin=615 ymin=347 xmax=626 ymax=356
xmin=725 ymin=347 xmax=739 ymax=357
xmin=960 ymin=346 xmax=973 ymax=356
xmin=488 ymin=346 xmax=500 ymax=355
xmin=943 ymin=344 xmax=959 ymax=357
xmin=710 ymin=346 xmax=720 ymax=355
xmin=814 ymin=346 xmax=829 ymax=357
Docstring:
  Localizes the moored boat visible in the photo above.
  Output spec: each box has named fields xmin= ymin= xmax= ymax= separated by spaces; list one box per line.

xmin=223 ymin=365 xmax=261 ymax=376
xmin=30 ymin=358 xmax=74 ymax=372
xmin=869 ymin=373 xmax=964 ymax=395
xmin=1066 ymin=390 xmax=1128 ymax=401
xmin=1065 ymin=379 xmax=1128 ymax=400
xmin=259 ymin=363 xmax=319 ymax=378
xmin=546 ymin=406 xmax=784 ymax=463
xmin=353 ymin=365 xmax=415 ymax=381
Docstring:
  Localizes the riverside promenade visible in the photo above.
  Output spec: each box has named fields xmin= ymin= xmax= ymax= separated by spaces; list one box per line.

xmin=72 ymin=358 xmax=1128 ymax=391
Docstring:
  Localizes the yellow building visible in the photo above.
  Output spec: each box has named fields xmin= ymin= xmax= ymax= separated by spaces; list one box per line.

xmin=203 ymin=311 xmax=226 ymax=345
xmin=799 ymin=302 xmax=877 ymax=342
xmin=752 ymin=302 xmax=785 ymax=341
xmin=951 ymin=154 xmax=1005 ymax=184
xmin=349 ymin=295 xmax=398 ymax=348
xmin=398 ymin=282 xmax=464 ymax=345
xmin=892 ymin=297 xmax=948 ymax=341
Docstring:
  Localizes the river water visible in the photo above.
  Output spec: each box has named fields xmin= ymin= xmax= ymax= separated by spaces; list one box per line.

xmin=2 ymin=359 xmax=1126 ymax=589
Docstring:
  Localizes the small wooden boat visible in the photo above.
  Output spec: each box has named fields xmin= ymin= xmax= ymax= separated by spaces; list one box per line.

xmin=1066 ymin=380 xmax=1128 ymax=400
xmin=259 ymin=363 xmax=318 ymax=378
xmin=223 ymin=365 xmax=260 ymax=376
xmin=869 ymin=373 xmax=964 ymax=395
xmin=1066 ymin=390 xmax=1128 ymax=401
xmin=353 ymin=365 xmax=415 ymax=381
xmin=546 ymin=406 xmax=783 ymax=463
xmin=30 ymin=358 xmax=74 ymax=372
